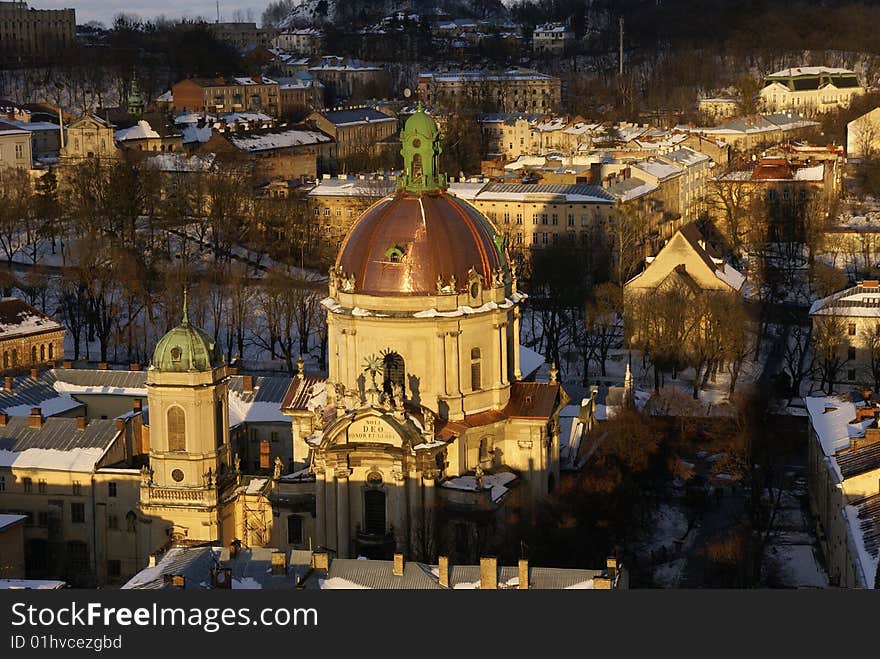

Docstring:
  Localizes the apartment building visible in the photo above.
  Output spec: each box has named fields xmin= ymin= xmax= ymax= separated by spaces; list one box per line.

xmin=171 ymin=77 xmax=281 ymax=117
xmin=760 ymin=66 xmax=865 ymax=116
xmin=0 ymin=2 xmax=75 ymax=64
xmin=419 ymin=69 xmax=562 ymax=114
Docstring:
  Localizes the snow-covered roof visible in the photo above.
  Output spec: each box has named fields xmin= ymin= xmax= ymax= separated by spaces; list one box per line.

xmin=116 ymin=120 xmax=160 ymax=142
xmin=475 ymin=182 xmax=614 ymax=204
xmin=767 ymin=66 xmax=854 ymax=78
xmin=308 ymin=175 xmax=396 ymax=198
xmin=181 ymin=124 xmax=212 ymax=145
xmin=843 ymin=494 xmax=880 ymax=588
xmin=226 ymin=127 xmax=331 ymax=152
xmin=147 ymin=152 xmax=215 ymax=172
xmin=520 ymin=344 xmax=545 ymax=378
xmin=810 ymin=282 xmax=880 ymax=318
xmin=156 ymin=90 xmax=173 ymax=103
xmin=422 ymin=68 xmax=557 ymax=83
xmin=441 ymin=471 xmax=517 ymax=502
xmin=631 ymin=158 xmax=682 ymax=182
xmin=227 ymin=375 xmax=291 ymax=428
xmin=0 ymin=579 xmax=66 ymax=589
xmin=0 ymin=513 xmax=27 ymax=531
xmin=0 ymin=297 xmax=64 ymax=340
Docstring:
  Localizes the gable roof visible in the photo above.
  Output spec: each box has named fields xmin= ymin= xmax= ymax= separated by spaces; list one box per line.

xmin=0 ymin=298 xmax=65 ymax=339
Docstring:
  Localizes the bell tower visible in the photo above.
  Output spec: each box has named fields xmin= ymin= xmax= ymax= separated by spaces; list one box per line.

xmin=400 ymin=104 xmax=447 ymax=192
xmin=140 ymin=292 xmax=231 ymax=544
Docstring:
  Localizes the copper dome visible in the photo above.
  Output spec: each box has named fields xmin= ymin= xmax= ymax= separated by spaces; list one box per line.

xmin=336 ymin=191 xmax=507 ymax=296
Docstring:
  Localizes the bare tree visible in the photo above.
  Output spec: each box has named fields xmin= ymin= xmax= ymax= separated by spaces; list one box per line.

xmin=812 ymin=314 xmax=851 ymax=394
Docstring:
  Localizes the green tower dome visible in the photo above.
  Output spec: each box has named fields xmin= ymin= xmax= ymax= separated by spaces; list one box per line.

xmin=151 ymin=293 xmax=223 ymax=372
xmin=399 ymin=104 xmax=447 ymax=193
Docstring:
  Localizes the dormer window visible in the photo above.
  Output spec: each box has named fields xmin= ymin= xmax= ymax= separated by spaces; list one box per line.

xmin=385 ymin=245 xmax=406 ymax=263
xmin=170 ymin=346 xmax=182 ymax=362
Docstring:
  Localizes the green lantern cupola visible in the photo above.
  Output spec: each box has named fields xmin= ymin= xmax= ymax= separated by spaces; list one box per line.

xmin=399 ymin=104 xmax=447 ymax=193
xmin=150 ymin=290 xmax=224 ymax=372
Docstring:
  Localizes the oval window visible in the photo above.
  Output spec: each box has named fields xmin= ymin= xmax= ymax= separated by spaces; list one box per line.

xmin=171 ymin=469 xmax=184 ymax=483
xmin=170 ymin=346 xmax=182 ymax=361
xmin=470 ymin=282 xmax=479 ymax=298
xmin=412 ymin=138 xmax=421 ymax=148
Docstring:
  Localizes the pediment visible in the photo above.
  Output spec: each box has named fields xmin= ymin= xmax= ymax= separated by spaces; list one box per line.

xmin=321 ymin=408 xmax=420 ymax=450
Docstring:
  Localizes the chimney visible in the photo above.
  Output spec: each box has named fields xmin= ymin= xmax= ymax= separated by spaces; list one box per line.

xmin=129 ymin=362 xmax=142 ymax=371
xmin=479 ymin=556 xmax=498 ymax=590
xmin=271 ymin=551 xmax=287 ymax=575
xmin=133 ymin=399 xmax=142 ymax=412
xmin=518 ymin=558 xmax=529 ymax=589
xmin=438 ymin=555 xmax=450 ymax=588
xmin=98 ymin=362 xmax=109 ymax=370
xmin=0 ymin=412 xmax=8 ymax=427
xmin=76 ymin=416 xmax=87 ymax=431
xmin=311 ymin=551 xmax=329 ymax=571
xmin=30 ymin=368 xmax=38 ymax=379
xmin=4 ymin=376 xmax=12 ymax=391
xmin=28 ymin=407 xmax=44 ymax=429
xmin=62 ymin=360 xmax=73 ymax=369
xmin=242 ymin=375 xmax=254 ymax=393
xmin=593 ymin=576 xmax=613 ymax=589
xmin=170 ymin=575 xmax=186 ymax=589
xmin=606 ymin=556 xmax=618 ymax=579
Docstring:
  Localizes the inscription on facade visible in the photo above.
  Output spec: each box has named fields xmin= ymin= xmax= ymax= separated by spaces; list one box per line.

xmin=347 ymin=417 xmax=401 ymax=445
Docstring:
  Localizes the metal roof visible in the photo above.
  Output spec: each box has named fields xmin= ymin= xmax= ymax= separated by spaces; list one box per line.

xmin=836 ymin=441 xmax=880 ymax=479
xmin=49 ymin=368 xmax=147 ymax=390
xmin=0 ymin=416 xmax=119 ymax=452
xmin=0 ymin=374 xmax=79 ymax=413
xmin=229 ymin=375 xmax=292 ymax=404
xmin=851 ymin=493 xmax=880 ymax=567
xmin=320 ymin=108 xmax=395 ymax=126
xmin=281 ymin=375 xmax=327 ymax=412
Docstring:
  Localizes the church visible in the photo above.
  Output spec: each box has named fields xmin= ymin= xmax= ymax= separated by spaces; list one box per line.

xmin=0 ymin=109 xmax=568 ymax=584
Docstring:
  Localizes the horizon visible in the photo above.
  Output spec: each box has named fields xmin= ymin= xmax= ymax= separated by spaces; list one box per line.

xmin=23 ymin=1 xmax=268 ymax=26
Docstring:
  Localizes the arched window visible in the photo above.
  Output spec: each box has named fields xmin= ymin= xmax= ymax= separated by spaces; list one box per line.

xmin=470 ymin=348 xmax=482 ymax=391
xmin=411 ymin=152 xmax=423 ymax=179
xmin=382 ymin=352 xmax=405 ymax=397
xmin=479 ymin=437 xmax=493 ymax=467
xmin=125 ymin=511 xmax=137 ymax=532
xmin=10 ymin=349 xmax=16 ymax=367
xmin=40 ymin=345 xmax=45 ymax=361
xmin=48 ymin=344 xmax=53 ymax=360
xmin=363 ymin=489 xmax=386 ymax=535
xmin=3 ymin=352 xmax=7 ymax=369
xmin=31 ymin=345 xmax=37 ymax=363
xmin=167 ymin=406 xmax=186 ymax=452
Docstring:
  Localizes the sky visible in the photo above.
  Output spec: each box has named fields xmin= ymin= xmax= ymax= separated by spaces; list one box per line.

xmin=32 ymin=1 xmax=270 ymax=26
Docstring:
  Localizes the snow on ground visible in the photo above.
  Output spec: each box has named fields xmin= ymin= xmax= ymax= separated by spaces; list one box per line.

xmin=761 ymin=486 xmax=829 ymax=588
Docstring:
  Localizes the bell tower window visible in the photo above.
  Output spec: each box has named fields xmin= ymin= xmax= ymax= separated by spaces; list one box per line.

xmin=167 ymin=406 xmax=186 ymax=452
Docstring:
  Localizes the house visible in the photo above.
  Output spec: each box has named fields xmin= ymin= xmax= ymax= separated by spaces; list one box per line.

xmin=0 ymin=514 xmax=26 ymax=578
xmin=273 ymin=28 xmax=323 ymax=55
xmin=806 ymin=394 xmax=880 ymax=587
xmin=532 ymin=23 xmax=575 ymax=55
xmin=760 ymin=66 xmax=865 ymax=116
xmin=276 ymin=72 xmax=324 ymax=117
xmin=201 ymin=124 xmax=334 ymax=181
xmin=809 ymin=281 xmax=880 ymax=386
xmin=682 ymin=112 xmax=820 ymax=153
xmin=847 ymin=107 xmax=880 ymax=159
xmin=3 ymin=119 xmax=62 ymax=162
xmin=115 ymin=118 xmax=183 ymax=155
xmin=0 ymin=121 xmax=31 ymax=169
xmin=307 ymin=107 xmax=397 ymax=162
xmin=0 ymin=298 xmax=65 ymax=373
xmin=625 ymin=222 xmax=746 ymax=297
xmin=697 ymin=97 xmax=740 ymax=123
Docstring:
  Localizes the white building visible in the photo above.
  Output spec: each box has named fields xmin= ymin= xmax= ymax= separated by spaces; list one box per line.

xmin=0 ymin=120 xmax=32 ymax=169
xmin=532 ymin=23 xmax=574 ymax=54
xmin=806 ymin=394 xmax=880 ymax=588
xmin=759 ymin=67 xmax=865 ymax=116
